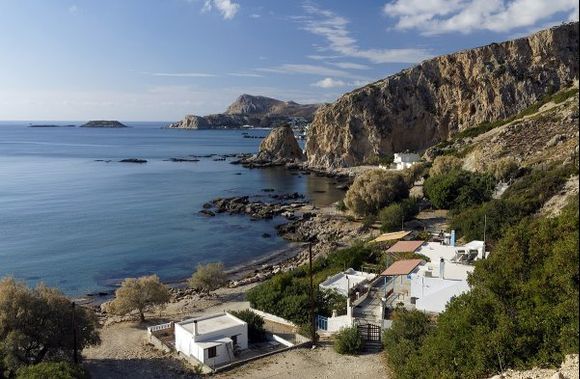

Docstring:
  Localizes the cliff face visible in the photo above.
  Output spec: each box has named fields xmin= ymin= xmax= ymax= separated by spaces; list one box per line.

xmin=306 ymin=22 xmax=579 ymax=168
xmin=257 ymin=125 xmax=304 ymax=161
xmin=169 ymin=94 xmax=320 ymax=129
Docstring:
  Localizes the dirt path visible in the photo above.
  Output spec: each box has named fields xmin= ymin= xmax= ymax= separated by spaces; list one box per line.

xmin=215 ymin=345 xmax=388 ymax=379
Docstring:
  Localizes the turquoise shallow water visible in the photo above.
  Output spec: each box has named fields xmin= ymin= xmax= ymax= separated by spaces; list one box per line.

xmin=0 ymin=122 xmax=342 ymax=295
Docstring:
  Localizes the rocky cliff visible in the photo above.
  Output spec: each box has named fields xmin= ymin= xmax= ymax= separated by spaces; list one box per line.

xmin=169 ymin=94 xmax=320 ymax=129
xmin=257 ymin=124 xmax=304 ymax=161
xmin=306 ymin=22 xmax=579 ymax=168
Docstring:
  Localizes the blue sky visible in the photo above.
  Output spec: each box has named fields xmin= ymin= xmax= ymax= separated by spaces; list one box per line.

xmin=0 ymin=0 xmax=577 ymax=121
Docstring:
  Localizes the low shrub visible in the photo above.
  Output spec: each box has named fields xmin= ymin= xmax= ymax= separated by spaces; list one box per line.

xmin=16 ymin=362 xmax=89 ymax=379
xmin=334 ymin=326 xmax=363 ymax=355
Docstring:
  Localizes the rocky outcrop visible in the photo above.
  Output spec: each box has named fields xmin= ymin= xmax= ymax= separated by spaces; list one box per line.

xmin=306 ymin=22 xmax=579 ymax=168
xmin=168 ymin=94 xmax=320 ymax=129
xmin=257 ymin=125 xmax=305 ymax=161
xmin=80 ymin=120 xmax=128 ymax=128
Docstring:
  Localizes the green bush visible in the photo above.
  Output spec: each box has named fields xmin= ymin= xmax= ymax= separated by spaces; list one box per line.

xmin=385 ymin=198 xmax=579 ymax=379
xmin=230 ymin=310 xmax=267 ymax=342
xmin=344 ymin=170 xmax=409 ymax=216
xmin=383 ymin=309 xmax=433 ymax=377
xmin=335 ymin=200 xmax=347 ymax=212
xmin=379 ymin=203 xmax=404 ymax=232
xmin=334 ymin=326 xmax=363 ymax=355
xmin=424 ymin=169 xmax=494 ymax=210
xmin=16 ymin=362 xmax=89 ymax=379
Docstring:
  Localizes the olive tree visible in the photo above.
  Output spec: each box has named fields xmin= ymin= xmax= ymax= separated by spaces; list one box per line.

xmin=0 ymin=278 xmax=100 ymax=375
xmin=188 ymin=262 xmax=227 ymax=294
xmin=344 ymin=170 xmax=409 ymax=216
xmin=107 ymin=275 xmax=170 ymax=322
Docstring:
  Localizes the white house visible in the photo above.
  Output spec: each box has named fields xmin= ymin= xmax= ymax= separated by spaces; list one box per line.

xmin=407 ymin=241 xmax=488 ymax=313
xmin=174 ymin=312 xmax=248 ymax=367
xmin=319 ymin=268 xmax=376 ymax=297
xmin=393 ymin=152 xmax=420 ymax=170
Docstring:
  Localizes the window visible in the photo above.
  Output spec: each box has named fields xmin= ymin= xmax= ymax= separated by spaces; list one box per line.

xmin=231 ymin=335 xmax=238 ymax=346
xmin=207 ymin=346 xmax=217 ymax=358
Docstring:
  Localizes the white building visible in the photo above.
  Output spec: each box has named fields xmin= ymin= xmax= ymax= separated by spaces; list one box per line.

xmin=175 ymin=312 xmax=248 ymax=367
xmin=408 ymin=241 xmax=487 ymax=314
xmin=393 ymin=152 xmax=420 ymax=170
xmin=319 ymin=268 xmax=376 ymax=297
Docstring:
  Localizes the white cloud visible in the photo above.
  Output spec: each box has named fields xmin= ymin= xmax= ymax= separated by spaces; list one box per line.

xmin=331 ymin=62 xmax=370 ymax=70
xmin=145 ymin=72 xmax=217 ymax=78
xmin=383 ymin=0 xmax=579 ymax=35
xmin=312 ymin=77 xmax=347 ymax=88
xmin=202 ymin=0 xmax=240 ymax=20
xmin=300 ymin=4 xmax=432 ymax=63
xmin=250 ymin=13 xmax=261 ymax=18
xmin=257 ymin=64 xmax=367 ymax=80
xmin=68 ymin=5 xmax=79 ymax=14
xmin=228 ymin=72 xmax=264 ymax=77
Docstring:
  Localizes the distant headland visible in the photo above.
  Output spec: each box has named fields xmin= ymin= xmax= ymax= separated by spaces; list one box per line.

xmin=80 ymin=120 xmax=128 ymax=128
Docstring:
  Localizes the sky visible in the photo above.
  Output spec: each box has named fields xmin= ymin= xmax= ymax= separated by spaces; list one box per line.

xmin=0 ymin=0 xmax=578 ymax=121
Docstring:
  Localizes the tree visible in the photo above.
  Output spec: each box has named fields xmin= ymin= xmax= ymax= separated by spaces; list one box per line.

xmin=0 ymin=279 xmax=100 ymax=375
xmin=489 ymin=157 xmax=520 ymax=182
xmin=334 ymin=326 xmax=363 ymax=355
xmin=229 ymin=310 xmax=266 ymax=342
xmin=188 ymin=262 xmax=227 ymax=294
xmin=107 ymin=275 xmax=170 ymax=322
xmin=344 ymin=170 xmax=409 ymax=216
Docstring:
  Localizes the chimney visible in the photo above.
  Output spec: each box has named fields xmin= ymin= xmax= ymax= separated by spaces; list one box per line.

xmin=193 ymin=320 xmax=198 ymax=337
xmin=439 ymin=258 xmax=445 ymax=279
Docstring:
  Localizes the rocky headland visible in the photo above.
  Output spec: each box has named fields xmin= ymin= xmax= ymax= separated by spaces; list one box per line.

xmin=306 ymin=22 xmax=579 ymax=168
xmin=168 ymin=94 xmax=320 ymax=129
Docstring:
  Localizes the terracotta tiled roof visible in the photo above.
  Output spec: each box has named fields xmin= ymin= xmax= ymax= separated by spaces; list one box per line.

xmin=386 ymin=240 xmax=425 ymax=253
xmin=381 ymin=259 xmax=424 ymax=276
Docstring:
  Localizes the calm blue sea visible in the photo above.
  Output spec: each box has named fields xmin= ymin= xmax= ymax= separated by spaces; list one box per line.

xmin=0 ymin=122 xmax=342 ymax=295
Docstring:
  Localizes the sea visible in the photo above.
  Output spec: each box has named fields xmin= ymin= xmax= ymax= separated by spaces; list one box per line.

xmin=0 ymin=122 xmax=343 ymax=296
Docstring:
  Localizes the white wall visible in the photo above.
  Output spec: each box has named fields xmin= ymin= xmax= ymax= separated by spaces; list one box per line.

xmin=174 ymin=321 xmax=248 ymax=365
xmin=326 ymin=315 xmax=353 ymax=333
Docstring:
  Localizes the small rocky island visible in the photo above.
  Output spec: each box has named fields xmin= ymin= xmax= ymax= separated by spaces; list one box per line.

xmin=80 ymin=120 xmax=128 ymax=128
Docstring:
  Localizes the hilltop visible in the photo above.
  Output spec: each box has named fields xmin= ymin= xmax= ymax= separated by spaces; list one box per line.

xmin=168 ymin=94 xmax=320 ymax=129
xmin=306 ymin=22 xmax=579 ymax=168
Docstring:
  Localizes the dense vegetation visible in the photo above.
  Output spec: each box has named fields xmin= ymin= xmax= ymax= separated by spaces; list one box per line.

xmin=451 ymin=164 xmax=578 ymax=246
xmin=334 ymin=326 xmax=363 ymax=355
xmin=246 ymin=243 xmax=379 ymax=328
xmin=344 ymin=170 xmax=409 ymax=216
xmin=229 ymin=310 xmax=267 ymax=343
xmin=424 ymin=169 xmax=494 ymax=211
xmin=384 ymin=198 xmax=579 ymax=378
xmin=0 ymin=279 xmax=100 ymax=377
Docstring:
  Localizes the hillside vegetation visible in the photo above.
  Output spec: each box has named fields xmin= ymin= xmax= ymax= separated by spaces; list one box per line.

xmin=384 ymin=198 xmax=579 ymax=379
